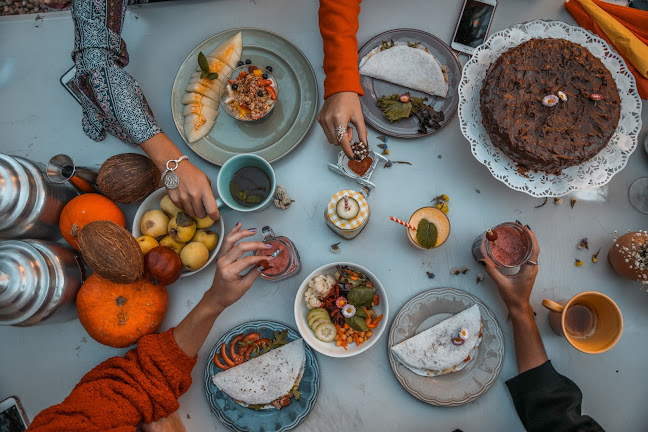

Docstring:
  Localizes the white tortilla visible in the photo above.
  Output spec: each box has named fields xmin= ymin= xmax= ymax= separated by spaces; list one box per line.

xmin=212 ymin=339 xmax=305 ymax=408
xmin=209 ymin=32 xmax=243 ymax=69
xmin=359 ymin=44 xmax=448 ymax=98
xmin=391 ymin=305 xmax=482 ymax=376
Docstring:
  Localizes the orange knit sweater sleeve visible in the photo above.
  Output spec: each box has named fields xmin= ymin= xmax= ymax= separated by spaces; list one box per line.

xmin=27 ymin=328 xmax=197 ymax=432
xmin=319 ymin=0 xmax=364 ymax=99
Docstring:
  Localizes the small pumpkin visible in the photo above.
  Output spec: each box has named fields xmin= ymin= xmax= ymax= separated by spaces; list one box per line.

xmin=59 ymin=193 xmax=126 ymax=250
xmin=76 ymin=274 xmax=168 ymax=348
xmin=78 ymin=220 xmax=144 ymax=284
xmin=97 ymin=153 xmax=161 ymax=204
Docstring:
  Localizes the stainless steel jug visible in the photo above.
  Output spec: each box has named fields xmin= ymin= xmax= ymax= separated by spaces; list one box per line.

xmin=0 ymin=240 xmax=84 ymax=326
xmin=0 ymin=154 xmax=78 ymax=240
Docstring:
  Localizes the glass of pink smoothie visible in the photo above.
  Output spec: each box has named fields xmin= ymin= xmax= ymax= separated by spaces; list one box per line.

xmin=472 ymin=222 xmax=532 ymax=269
xmin=254 ymin=226 xmax=301 ymax=281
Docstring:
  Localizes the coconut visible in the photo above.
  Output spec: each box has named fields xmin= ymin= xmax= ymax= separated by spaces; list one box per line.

xmin=97 ymin=153 xmax=161 ymax=203
xmin=78 ymin=221 xmax=144 ymax=283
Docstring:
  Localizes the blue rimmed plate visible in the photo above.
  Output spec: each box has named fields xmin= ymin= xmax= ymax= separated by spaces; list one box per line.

xmin=204 ymin=320 xmax=320 ymax=432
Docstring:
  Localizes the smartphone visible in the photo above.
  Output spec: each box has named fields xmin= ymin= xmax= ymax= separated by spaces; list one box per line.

xmin=60 ymin=65 xmax=83 ymax=105
xmin=451 ymin=0 xmax=497 ymax=56
xmin=0 ymin=397 xmax=29 ymax=431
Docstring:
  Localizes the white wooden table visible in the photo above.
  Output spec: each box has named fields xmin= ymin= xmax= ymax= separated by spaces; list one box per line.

xmin=1 ymin=0 xmax=647 ymax=430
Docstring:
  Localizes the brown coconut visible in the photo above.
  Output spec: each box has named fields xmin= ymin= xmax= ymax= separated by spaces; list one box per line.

xmin=97 ymin=153 xmax=161 ymax=203
xmin=78 ymin=220 xmax=144 ymax=284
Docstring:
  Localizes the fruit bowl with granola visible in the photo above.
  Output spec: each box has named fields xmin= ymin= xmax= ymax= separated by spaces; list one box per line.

xmin=220 ymin=61 xmax=278 ymax=122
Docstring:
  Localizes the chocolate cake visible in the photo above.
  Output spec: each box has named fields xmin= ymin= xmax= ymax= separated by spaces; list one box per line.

xmin=480 ymin=38 xmax=621 ymax=175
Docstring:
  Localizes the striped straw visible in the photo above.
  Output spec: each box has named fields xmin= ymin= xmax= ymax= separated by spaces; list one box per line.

xmin=389 ymin=216 xmax=416 ymax=230
xmin=271 ymin=249 xmax=281 ymax=258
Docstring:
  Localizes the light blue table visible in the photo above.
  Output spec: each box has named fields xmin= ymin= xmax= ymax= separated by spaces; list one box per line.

xmin=1 ymin=0 xmax=647 ymax=430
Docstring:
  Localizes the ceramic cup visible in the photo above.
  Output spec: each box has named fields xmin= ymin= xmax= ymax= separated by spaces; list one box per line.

xmin=216 ymin=154 xmax=276 ymax=212
xmin=542 ymin=292 xmax=622 ymax=354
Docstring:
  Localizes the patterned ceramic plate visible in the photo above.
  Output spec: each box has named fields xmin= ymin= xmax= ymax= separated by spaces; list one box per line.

xmin=358 ymin=29 xmax=461 ymax=138
xmin=172 ymin=28 xmax=318 ymax=166
xmin=204 ymin=320 xmax=320 ymax=432
xmin=388 ymin=288 xmax=504 ymax=406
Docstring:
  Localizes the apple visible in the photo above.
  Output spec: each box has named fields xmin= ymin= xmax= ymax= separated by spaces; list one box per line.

xmin=192 ymin=229 xmax=219 ymax=251
xmin=160 ymin=194 xmax=183 ymax=218
xmin=137 ymin=236 xmax=159 ymax=255
xmin=168 ymin=212 xmax=196 ymax=243
xmin=141 ymin=210 xmax=170 ymax=238
xmin=145 ymin=246 xmax=182 ymax=285
xmin=180 ymin=241 xmax=209 ymax=271
xmin=194 ymin=214 xmax=216 ymax=229
xmin=159 ymin=235 xmax=186 ymax=255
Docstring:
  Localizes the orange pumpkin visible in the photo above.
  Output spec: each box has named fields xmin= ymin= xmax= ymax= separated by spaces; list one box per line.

xmin=76 ymin=274 xmax=168 ymax=348
xmin=59 ymin=194 xmax=126 ymax=250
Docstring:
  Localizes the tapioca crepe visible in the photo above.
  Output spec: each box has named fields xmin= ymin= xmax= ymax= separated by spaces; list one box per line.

xmin=212 ymin=338 xmax=306 ymax=409
xmin=391 ymin=304 xmax=483 ymax=377
xmin=359 ymin=43 xmax=449 ymax=98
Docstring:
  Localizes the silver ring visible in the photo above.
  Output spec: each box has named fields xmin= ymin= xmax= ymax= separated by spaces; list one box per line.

xmin=335 ymin=125 xmax=346 ymax=142
xmin=526 ymin=260 xmax=538 ymax=266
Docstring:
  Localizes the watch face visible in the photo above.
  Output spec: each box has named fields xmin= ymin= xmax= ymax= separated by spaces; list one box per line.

xmin=164 ymin=172 xmax=180 ymax=189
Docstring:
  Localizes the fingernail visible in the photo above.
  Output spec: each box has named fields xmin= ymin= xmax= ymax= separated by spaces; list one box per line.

xmin=265 ymin=243 xmax=273 ymax=248
xmin=249 ymin=228 xmax=257 ymax=233
xmin=525 ymin=224 xmax=532 ymax=230
xmin=236 ymin=221 xmax=241 ymax=226
xmin=515 ymin=220 xmax=522 ymax=225
xmin=257 ymin=266 xmax=264 ymax=272
xmin=479 ymin=260 xmax=487 ymax=267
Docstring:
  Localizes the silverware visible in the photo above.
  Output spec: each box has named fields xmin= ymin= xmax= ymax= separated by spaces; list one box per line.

xmin=0 ymin=154 xmax=78 ymax=240
xmin=0 ymin=240 xmax=84 ymax=326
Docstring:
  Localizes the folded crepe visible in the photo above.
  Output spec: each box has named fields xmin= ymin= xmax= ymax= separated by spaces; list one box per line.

xmin=391 ymin=304 xmax=482 ymax=377
xmin=212 ymin=338 xmax=305 ymax=409
xmin=359 ymin=43 xmax=448 ymax=98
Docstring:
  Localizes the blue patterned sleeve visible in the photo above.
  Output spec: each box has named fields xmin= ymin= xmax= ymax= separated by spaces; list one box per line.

xmin=70 ymin=0 xmax=162 ymax=146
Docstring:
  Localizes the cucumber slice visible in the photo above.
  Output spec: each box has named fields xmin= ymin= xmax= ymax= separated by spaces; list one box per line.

xmin=336 ymin=197 xmax=360 ymax=220
xmin=307 ymin=308 xmax=328 ymax=321
xmin=310 ymin=317 xmax=331 ymax=331
xmin=308 ymin=313 xmax=329 ymax=328
xmin=315 ymin=323 xmax=337 ymax=342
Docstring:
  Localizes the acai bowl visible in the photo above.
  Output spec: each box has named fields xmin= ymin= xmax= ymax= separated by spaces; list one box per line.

xmin=220 ymin=62 xmax=278 ymax=122
xmin=294 ymin=262 xmax=389 ymax=358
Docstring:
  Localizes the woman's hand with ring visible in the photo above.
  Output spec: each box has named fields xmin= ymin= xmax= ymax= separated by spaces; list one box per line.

xmin=318 ymin=91 xmax=367 ymax=158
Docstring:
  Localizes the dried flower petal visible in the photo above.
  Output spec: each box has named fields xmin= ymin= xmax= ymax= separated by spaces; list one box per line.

xmin=376 ymin=135 xmax=387 ymax=144
xmin=460 ymin=266 xmax=470 ymax=274
xmin=384 ymin=160 xmax=393 ymax=168
xmin=590 ymin=93 xmax=603 ymax=101
xmin=574 ymin=259 xmax=583 ymax=267
xmin=451 ymin=268 xmax=461 ymax=275
xmin=274 ymin=185 xmax=294 ymax=210
xmin=535 ymin=197 xmax=548 ymax=208
xmin=384 ymin=149 xmax=390 ymax=155
xmin=452 ymin=337 xmax=465 ymax=346
xmin=377 ymin=143 xmax=387 ymax=149
xmin=476 ymin=273 xmax=484 ymax=284
xmin=592 ymin=248 xmax=601 ymax=263
xmin=554 ymin=198 xmax=563 ymax=205
xmin=330 ymin=242 xmax=341 ymax=254
xmin=426 ymin=271 xmax=435 ymax=279
xmin=570 ymin=198 xmax=578 ymax=208
xmin=558 ymin=91 xmax=568 ymax=101
xmin=342 ymin=304 xmax=356 ymax=318
xmin=542 ymin=95 xmax=559 ymax=107
xmin=577 ymin=238 xmax=589 ymax=250
xmin=335 ymin=297 xmax=347 ymax=308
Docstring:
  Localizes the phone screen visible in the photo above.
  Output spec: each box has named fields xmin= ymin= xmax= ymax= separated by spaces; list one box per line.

xmin=453 ymin=0 xmax=496 ymax=48
xmin=0 ymin=405 xmax=27 ymax=432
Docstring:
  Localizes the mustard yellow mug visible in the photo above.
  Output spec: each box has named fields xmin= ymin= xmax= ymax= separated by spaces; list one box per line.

xmin=542 ymin=291 xmax=622 ymax=354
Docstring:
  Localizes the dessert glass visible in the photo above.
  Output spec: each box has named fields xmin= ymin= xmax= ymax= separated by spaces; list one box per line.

xmin=220 ymin=65 xmax=278 ymax=122
xmin=406 ymin=207 xmax=450 ymax=250
xmin=324 ymin=190 xmax=370 ymax=240
xmin=472 ymin=222 xmax=532 ymax=269
xmin=254 ymin=226 xmax=301 ymax=281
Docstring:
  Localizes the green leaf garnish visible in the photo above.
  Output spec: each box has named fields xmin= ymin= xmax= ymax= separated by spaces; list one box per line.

xmin=407 ymin=41 xmax=421 ymax=48
xmin=377 ymin=94 xmax=412 ymax=122
xmin=245 ymin=194 xmax=265 ymax=204
xmin=346 ymin=315 xmax=369 ymax=332
xmin=416 ymin=219 xmax=438 ymax=249
xmin=380 ymin=39 xmax=395 ymax=51
xmin=347 ymin=287 xmax=375 ymax=308
xmin=355 ymin=307 xmax=368 ymax=318
xmin=198 ymin=52 xmax=210 ymax=74
xmin=207 ymin=72 xmax=219 ymax=80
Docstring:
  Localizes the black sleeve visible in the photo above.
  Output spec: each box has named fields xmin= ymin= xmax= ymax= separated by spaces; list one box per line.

xmin=505 ymin=360 xmax=605 ymax=432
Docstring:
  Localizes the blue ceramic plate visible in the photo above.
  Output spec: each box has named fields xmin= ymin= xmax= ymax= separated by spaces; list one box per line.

xmin=204 ymin=320 xmax=320 ymax=432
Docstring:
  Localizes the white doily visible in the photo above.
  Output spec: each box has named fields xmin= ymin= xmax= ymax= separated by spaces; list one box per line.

xmin=458 ymin=20 xmax=642 ymax=197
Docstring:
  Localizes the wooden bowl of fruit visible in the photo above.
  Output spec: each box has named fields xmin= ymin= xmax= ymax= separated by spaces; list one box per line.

xmin=132 ymin=188 xmax=224 ymax=278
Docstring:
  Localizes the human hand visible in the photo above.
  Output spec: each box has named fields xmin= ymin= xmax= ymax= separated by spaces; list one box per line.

xmin=206 ymin=222 xmax=271 ymax=311
xmin=479 ymin=225 xmax=540 ymax=316
xmin=318 ymin=91 xmax=367 ymax=158
xmin=140 ymin=412 xmax=185 ymax=432
xmin=167 ymin=160 xmax=220 ymax=221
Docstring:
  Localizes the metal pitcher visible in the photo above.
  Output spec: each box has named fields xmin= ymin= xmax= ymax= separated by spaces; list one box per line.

xmin=0 ymin=154 xmax=78 ymax=240
xmin=0 ymin=240 xmax=84 ymax=326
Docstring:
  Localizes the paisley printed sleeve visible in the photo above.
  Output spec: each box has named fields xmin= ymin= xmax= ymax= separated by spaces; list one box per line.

xmin=70 ymin=0 xmax=162 ymax=146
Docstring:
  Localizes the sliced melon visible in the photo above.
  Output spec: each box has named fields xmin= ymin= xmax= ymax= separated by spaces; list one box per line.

xmin=195 ymin=56 xmax=232 ymax=78
xmin=184 ymin=114 xmax=217 ymax=143
xmin=181 ymin=93 xmax=218 ymax=110
xmin=182 ymin=103 xmax=219 ymax=122
xmin=184 ymin=83 xmax=219 ymax=103
xmin=208 ymin=32 xmax=243 ymax=69
xmin=188 ymin=72 xmax=221 ymax=90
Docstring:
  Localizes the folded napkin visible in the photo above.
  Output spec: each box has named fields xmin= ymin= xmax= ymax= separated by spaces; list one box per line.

xmin=566 ymin=0 xmax=648 ymax=99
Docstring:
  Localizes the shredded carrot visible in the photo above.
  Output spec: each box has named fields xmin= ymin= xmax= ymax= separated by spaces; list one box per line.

xmin=367 ymin=314 xmax=383 ymax=328
xmin=362 ymin=307 xmax=372 ymax=325
xmin=354 ymin=333 xmax=360 ymax=346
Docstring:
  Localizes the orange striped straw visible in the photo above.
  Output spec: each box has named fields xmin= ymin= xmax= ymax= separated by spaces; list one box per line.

xmin=389 ymin=216 xmax=416 ymax=230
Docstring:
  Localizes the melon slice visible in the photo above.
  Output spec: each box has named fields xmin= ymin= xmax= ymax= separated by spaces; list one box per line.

xmin=208 ymin=32 xmax=243 ymax=69
xmin=184 ymin=114 xmax=217 ymax=143
xmin=181 ymin=93 xmax=219 ymax=110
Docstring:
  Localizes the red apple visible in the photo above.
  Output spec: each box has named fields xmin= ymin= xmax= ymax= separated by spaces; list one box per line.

xmin=145 ymin=246 xmax=182 ymax=285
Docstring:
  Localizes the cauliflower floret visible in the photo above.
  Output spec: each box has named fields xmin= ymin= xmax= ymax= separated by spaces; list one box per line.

xmin=307 ymin=274 xmax=336 ymax=297
xmin=304 ymin=288 xmax=323 ymax=310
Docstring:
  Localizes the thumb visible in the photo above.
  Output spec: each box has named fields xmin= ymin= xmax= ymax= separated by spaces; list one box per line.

xmin=481 ymin=256 xmax=508 ymax=287
xmin=352 ymin=113 xmax=368 ymax=146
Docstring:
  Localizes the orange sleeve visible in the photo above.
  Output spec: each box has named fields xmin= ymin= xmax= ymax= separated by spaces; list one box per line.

xmin=319 ymin=0 xmax=364 ymax=99
xmin=27 ymin=329 xmax=196 ymax=432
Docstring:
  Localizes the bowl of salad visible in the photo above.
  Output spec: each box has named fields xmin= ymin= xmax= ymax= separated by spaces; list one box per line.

xmin=294 ymin=262 xmax=389 ymax=358
xmin=220 ymin=62 xmax=278 ymax=122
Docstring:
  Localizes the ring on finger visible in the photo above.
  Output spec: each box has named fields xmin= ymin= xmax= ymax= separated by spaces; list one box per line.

xmin=526 ymin=259 xmax=538 ymax=266
xmin=335 ymin=125 xmax=346 ymax=142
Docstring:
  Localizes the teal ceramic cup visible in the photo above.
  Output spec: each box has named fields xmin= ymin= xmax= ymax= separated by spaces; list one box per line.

xmin=216 ymin=154 xmax=276 ymax=212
